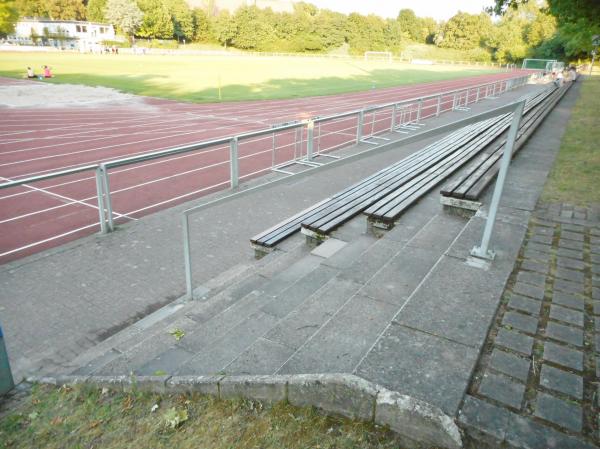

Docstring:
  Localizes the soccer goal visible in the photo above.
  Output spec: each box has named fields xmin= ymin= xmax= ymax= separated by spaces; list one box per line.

xmin=521 ymin=58 xmax=563 ymax=72
xmin=364 ymin=51 xmax=393 ymax=62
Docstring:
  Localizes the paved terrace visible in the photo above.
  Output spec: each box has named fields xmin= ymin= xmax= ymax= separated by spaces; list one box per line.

xmin=2 ymin=80 xmax=596 ymax=448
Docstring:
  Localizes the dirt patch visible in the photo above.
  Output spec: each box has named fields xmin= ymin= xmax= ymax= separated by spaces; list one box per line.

xmin=0 ymin=82 xmax=142 ymax=108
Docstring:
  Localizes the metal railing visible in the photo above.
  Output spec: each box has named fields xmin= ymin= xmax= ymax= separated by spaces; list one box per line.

xmin=0 ymin=73 xmax=533 ymax=259
xmin=182 ymin=98 xmax=528 ymax=297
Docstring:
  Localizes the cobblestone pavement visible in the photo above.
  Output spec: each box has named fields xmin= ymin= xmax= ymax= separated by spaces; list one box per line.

xmin=460 ymin=203 xmax=600 ymax=448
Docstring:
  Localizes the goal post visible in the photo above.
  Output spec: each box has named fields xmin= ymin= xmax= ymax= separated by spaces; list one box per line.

xmin=521 ymin=58 xmax=560 ymax=72
xmin=364 ymin=51 xmax=392 ymax=62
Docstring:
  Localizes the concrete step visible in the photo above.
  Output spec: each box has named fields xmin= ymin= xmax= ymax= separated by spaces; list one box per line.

xmin=67 ymin=242 xmax=308 ymax=376
xmin=148 ymin=262 xmax=341 ymax=375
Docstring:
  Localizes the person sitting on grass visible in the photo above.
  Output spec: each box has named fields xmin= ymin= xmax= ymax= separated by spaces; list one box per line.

xmin=43 ymin=65 xmax=53 ymax=78
xmin=26 ymin=67 xmax=36 ymax=79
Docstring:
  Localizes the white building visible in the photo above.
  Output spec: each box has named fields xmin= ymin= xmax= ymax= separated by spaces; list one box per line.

xmin=13 ymin=18 xmax=116 ymax=51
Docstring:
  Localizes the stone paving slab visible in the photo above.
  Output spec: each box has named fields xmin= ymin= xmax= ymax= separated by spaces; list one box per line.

xmin=355 ymin=323 xmax=479 ymax=416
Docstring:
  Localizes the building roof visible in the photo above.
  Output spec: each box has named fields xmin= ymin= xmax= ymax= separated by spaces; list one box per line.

xmin=19 ymin=17 xmax=113 ymax=27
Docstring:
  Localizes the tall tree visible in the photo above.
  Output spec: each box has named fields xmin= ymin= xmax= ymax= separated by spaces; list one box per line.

xmin=0 ymin=0 xmax=18 ymax=36
xmin=167 ymin=0 xmax=194 ymax=41
xmin=47 ymin=0 xmax=86 ymax=20
xmin=438 ymin=12 xmax=492 ymax=50
xmin=397 ymin=9 xmax=422 ymax=42
xmin=87 ymin=0 xmax=108 ymax=22
xmin=137 ymin=0 xmax=173 ymax=39
xmin=211 ymin=10 xmax=236 ymax=47
xmin=104 ymin=0 xmax=143 ymax=39
xmin=192 ymin=7 xmax=211 ymax=42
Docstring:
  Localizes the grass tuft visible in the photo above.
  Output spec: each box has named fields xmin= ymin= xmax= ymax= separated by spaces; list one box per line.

xmin=0 ymin=384 xmax=408 ymax=449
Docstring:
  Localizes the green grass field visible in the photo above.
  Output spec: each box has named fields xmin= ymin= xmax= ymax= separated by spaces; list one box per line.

xmin=542 ymin=75 xmax=600 ymax=205
xmin=0 ymin=51 xmax=500 ymax=102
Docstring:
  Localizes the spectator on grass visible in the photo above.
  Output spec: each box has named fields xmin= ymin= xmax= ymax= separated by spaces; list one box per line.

xmin=26 ymin=67 xmax=35 ymax=79
xmin=43 ymin=65 xmax=52 ymax=78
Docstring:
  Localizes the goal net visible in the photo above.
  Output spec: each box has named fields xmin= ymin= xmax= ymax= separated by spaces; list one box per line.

xmin=364 ymin=51 xmax=392 ymax=62
xmin=521 ymin=58 xmax=563 ymax=72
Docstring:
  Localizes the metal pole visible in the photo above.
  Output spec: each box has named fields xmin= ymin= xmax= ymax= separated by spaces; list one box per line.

xmin=306 ymin=120 xmax=314 ymax=161
xmin=230 ymin=136 xmax=239 ymax=188
xmin=390 ymin=104 xmax=397 ymax=132
xmin=271 ymin=132 xmax=275 ymax=168
xmin=95 ymin=167 xmax=107 ymax=234
xmin=471 ymin=100 xmax=526 ymax=260
xmin=0 ymin=322 xmax=14 ymax=395
xmin=100 ymin=164 xmax=114 ymax=232
xmin=356 ymin=110 xmax=364 ymax=143
xmin=436 ymin=95 xmax=442 ymax=116
xmin=452 ymin=92 xmax=457 ymax=110
xmin=476 ymin=86 xmax=480 ymax=103
xmin=182 ymin=214 xmax=193 ymax=299
xmin=416 ymin=99 xmax=423 ymax=122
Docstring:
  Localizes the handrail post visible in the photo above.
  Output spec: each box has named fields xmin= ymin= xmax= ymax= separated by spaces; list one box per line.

xmin=230 ymin=136 xmax=239 ymax=188
xmin=0 ymin=322 xmax=14 ymax=396
xmin=100 ymin=164 xmax=114 ymax=232
xmin=306 ymin=121 xmax=314 ymax=161
xmin=390 ymin=104 xmax=397 ymax=132
xmin=95 ymin=167 xmax=107 ymax=234
xmin=182 ymin=213 xmax=193 ymax=299
xmin=416 ymin=99 xmax=423 ymax=123
xmin=356 ymin=110 xmax=364 ymax=143
xmin=476 ymin=86 xmax=480 ymax=103
xmin=436 ymin=95 xmax=442 ymax=116
xmin=471 ymin=100 xmax=526 ymax=260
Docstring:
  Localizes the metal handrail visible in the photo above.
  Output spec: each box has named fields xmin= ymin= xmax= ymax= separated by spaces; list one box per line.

xmin=0 ymin=74 xmax=529 ymax=191
xmin=181 ymin=99 xmax=528 ymax=297
xmin=0 ymin=73 xmax=533 ymax=247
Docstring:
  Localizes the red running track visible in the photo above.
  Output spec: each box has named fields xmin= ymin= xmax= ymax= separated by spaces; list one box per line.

xmin=0 ymin=71 xmax=530 ymax=263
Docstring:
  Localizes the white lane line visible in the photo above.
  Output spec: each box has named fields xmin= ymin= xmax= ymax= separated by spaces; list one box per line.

xmin=0 ymin=221 xmax=100 ymax=258
xmin=0 ymin=122 xmax=252 ymax=169
xmin=0 ymin=175 xmax=136 ymax=223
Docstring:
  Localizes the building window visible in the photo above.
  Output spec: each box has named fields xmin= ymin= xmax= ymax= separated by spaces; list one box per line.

xmin=76 ymin=25 xmax=81 ymax=32
xmin=81 ymin=26 xmax=87 ymax=32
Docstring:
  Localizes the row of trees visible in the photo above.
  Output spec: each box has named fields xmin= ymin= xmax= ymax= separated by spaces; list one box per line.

xmin=1 ymin=0 xmax=597 ymax=62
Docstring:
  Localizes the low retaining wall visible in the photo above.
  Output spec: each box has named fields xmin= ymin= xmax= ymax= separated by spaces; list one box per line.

xmin=28 ymin=373 xmax=462 ymax=449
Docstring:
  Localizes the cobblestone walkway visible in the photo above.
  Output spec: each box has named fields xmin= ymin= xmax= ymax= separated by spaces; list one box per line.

xmin=460 ymin=203 xmax=600 ymax=448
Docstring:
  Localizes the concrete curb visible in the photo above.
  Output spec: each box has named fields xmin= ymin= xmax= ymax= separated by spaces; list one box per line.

xmin=27 ymin=373 xmax=463 ymax=449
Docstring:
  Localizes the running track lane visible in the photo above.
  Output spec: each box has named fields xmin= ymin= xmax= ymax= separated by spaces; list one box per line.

xmin=0 ymin=71 xmax=530 ymax=263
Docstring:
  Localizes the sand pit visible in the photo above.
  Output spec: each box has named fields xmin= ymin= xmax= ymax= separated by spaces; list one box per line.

xmin=0 ymin=81 xmax=142 ymax=108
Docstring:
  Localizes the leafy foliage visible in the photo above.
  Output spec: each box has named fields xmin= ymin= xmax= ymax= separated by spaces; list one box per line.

xmin=104 ymin=0 xmax=143 ymax=38
xmin=0 ymin=0 xmax=19 ymax=36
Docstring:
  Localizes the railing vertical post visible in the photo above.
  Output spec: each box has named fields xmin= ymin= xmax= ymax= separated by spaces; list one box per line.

xmin=356 ymin=110 xmax=364 ymax=143
xmin=471 ymin=100 xmax=526 ymax=260
xmin=230 ymin=136 xmax=239 ymax=188
xmin=436 ymin=95 xmax=442 ymax=116
xmin=390 ymin=104 xmax=397 ymax=132
xmin=452 ymin=92 xmax=457 ymax=110
xmin=100 ymin=164 xmax=114 ymax=232
xmin=317 ymin=121 xmax=322 ymax=154
xmin=416 ymin=99 xmax=423 ymax=123
xmin=182 ymin=213 xmax=193 ymax=299
xmin=0 ymin=322 xmax=14 ymax=396
xmin=306 ymin=121 xmax=314 ymax=161
xmin=476 ymin=86 xmax=480 ymax=103
xmin=95 ymin=167 xmax=107 ymax=234
xmin=271 ymin=132 xmax=275 ymax=168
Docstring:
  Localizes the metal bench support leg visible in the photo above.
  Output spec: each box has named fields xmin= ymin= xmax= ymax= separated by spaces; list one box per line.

xmin=471 ymin=100 xmax=526 ymax=261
